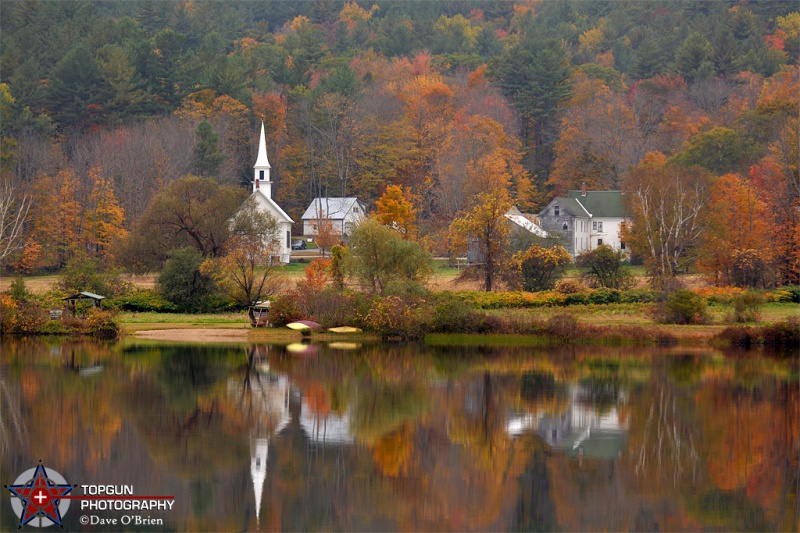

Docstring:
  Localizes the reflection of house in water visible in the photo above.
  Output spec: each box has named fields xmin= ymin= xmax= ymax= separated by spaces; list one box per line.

xmin=300 ymin=405 xmax=353 ymax=446
xmin=506 ymin=382 xmax=628 ymax=459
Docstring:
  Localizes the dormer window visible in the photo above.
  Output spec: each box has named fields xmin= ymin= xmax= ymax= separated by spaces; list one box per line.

xmin=554 ymin=205 xmax=560 ymax=216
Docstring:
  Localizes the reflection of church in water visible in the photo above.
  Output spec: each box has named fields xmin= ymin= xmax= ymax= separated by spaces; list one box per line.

xmin=506 ymin=382 xmax=629 ymax=459
xmin=230 ymin=346 xmax=354 ymax=528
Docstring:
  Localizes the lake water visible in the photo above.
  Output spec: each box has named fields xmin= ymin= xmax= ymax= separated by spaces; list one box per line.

xmin=2 ymin=338 xmax=798 ymax=531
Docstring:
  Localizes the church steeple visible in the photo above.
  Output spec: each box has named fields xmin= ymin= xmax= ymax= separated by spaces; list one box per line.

xmin=253 ymin=122 xmax=272 ymax=197
xmin=251 ymin=437 xmax=268 ymax=526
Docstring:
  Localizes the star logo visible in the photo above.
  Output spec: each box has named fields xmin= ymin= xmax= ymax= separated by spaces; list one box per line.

xmin=5 ymin=461 xmax=74 ymax=529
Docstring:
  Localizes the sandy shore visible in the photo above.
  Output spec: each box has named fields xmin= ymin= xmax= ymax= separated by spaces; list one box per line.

xmin=133 ymin=328 xmax=249 ymax=343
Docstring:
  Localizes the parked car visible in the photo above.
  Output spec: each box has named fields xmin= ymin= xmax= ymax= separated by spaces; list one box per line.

xmin=292 ymin=239 xmax=307 ymax=250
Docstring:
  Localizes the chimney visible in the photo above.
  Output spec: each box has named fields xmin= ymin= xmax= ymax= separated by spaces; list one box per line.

xmin=581 ymin=182 xmax=586 ymax=197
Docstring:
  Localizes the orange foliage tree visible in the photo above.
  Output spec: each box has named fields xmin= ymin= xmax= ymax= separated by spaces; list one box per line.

xmin=697 ymin=173 xmax=772 ymax=286
xmin=374 ymin=185 xmax=418 ymax=240
xmin=31 ymin=168 xmax=83 ymax=268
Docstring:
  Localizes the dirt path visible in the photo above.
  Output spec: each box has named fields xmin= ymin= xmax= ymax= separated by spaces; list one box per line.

xmin=132 ymin=328 xmax=249 ymax=343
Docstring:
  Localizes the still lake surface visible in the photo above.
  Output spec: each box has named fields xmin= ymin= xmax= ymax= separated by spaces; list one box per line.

xmin=2 ymin=337 xmax=798 ymax=532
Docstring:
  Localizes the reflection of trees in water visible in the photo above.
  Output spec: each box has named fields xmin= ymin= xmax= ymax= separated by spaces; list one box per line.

xmin=0 ymin=375 xmax=28 ymax=457
xmin=633 ymin=379 xmax=700 ymax=486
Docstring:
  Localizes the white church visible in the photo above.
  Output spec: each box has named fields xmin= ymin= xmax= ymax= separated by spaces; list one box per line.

xmin=248 ymin=122 xmax=294 ymax=263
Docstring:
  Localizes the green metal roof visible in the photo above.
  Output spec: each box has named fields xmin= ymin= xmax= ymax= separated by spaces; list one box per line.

xmin=556 ymin=197 xmax=592 ymax=218
xmin=567 ymin=190 xmax=626 ymax=218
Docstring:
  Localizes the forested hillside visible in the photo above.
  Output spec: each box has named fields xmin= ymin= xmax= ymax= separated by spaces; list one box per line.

xmin=1 ymin=0 xmax=798 ymax=285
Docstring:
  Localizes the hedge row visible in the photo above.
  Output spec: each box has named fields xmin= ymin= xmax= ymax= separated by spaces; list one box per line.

xmin=445 ymin=288 xmax=660 ymax=309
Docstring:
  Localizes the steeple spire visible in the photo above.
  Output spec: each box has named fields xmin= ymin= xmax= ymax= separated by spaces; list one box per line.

xmin=253 ymin=122 xmax=272 ymax=196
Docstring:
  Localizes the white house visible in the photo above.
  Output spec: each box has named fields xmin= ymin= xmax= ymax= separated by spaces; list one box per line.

xmin=246 ymin=122 xmax=294 ymax=262
xmin=301 ymin=197 xmax=366 ymax=237
xmin=538 ymin=187 xmax=628 ymax=257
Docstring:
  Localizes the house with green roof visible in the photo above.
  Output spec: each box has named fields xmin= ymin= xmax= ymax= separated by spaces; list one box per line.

xmin=538 ymin=186 xmax=629 ymax=257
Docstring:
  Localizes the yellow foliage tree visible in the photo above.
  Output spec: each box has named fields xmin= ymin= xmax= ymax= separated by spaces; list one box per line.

xmin=374 ymin=185 xmax=418 ymax=240
xmin=84 ymin=166 xmax=128 ymax=262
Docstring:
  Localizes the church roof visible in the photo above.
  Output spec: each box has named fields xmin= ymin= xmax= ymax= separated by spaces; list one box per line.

xmin=252 ymin=190 xmax=294 ymax=224
xmin=567 ymin=190 xmax=626 ymax=218
xmin=301 ymin=198 xmax=363 ymax=220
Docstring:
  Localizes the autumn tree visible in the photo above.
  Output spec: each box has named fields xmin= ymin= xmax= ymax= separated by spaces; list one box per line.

xmin=374 ymin=185 xmax=418 ymax=240
xmin=449 ymin=189 xmax=513 ymax=292
xmin=83 ymin=166 xmax=127 ymax=262
xmin=434 ymin=115 xmax=534 ymax=221
xmin=548 ymin=75 xmax=642 ymax=195
xmin=30 ymin=168 xmax=82 ymax=268
xmin=697 ymin=173 xmax=773 ymax=287
xmin=344 ymin=217 xmax=433 ymax=294
xmin=623 ymin=154 xmax=716 ymax=288
xmin=202 ymin=199 xmax=286 ymax=306
xmin=121 ymin=175 xmax=247 ymax=271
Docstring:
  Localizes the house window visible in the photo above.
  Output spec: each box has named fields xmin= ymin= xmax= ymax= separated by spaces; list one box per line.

xmin=554 ymin=205 xmax=560 ymax=216
xmin=621 ymin=241 xmax=626 ymax=250
xmin=353 ymin=207 xmax=359 ymax=213
xmin=287 ymin=231 xmax=291 ymax=248
xmin=598 ymin=221 xmax=603 ymax=232
xmin=592 ymin=221 xmax=596 ymax=231
xmin=259 ymin=170 xmax=265 ymax=180
xmin=597 ymin=238 xmax=603 ymax=246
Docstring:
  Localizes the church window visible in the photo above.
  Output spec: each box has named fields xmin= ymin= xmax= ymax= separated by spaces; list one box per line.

xmin=286 ymin=231 xmax=291 ymax=248
xmin=554 ymin=205 xmax=560 ymax=216
xmin=562 ymin=223 xmax=568 ymax=231
xmin=259 ymin=170 xmax=265 ymax=180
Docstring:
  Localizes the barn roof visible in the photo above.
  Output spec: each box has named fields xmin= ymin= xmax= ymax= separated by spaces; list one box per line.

xmin=301 ymin=198 xmax=363 ymax=220
xmin=567 ymin=190 xmax=626 ymax=218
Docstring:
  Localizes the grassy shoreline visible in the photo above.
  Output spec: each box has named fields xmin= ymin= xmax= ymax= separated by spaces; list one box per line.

xmin=115 ymin=302 xmax=798 ymax=347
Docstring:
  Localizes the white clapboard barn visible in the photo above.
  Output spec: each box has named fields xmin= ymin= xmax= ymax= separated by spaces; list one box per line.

xmin=301 ymin=197 xmax=366 ymax=238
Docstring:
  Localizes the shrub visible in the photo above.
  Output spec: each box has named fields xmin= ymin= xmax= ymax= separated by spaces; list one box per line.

xmin=587 ymin=288 xmax=621 ymax=305
xmin=546 ymin=313 xmax=579 ymax=340
xmin=513 ymin=245 xmax=571 ymax=292
xmin=268 ymin=292 xmax=304 ymax=327
xmin=365 ymin=295 xmax=424 ymax=340
xmin=554 ymin=279 xmax=584 ymax=294
xmin=308 ymin=289 xmax=369 ymax=328
xmin=576 ymin=245 xmax=634 ymax=289
xmin=776 ymin=285 xmax=800 ymax=303
xmin=82 ymin=308 xmax=121 ymax=339
xmin=430 ymin=295 xmax=497 ymax=333
xmin=730 ymin=290 xmax=764 ymax=323
xmin=657 ymin=290 xmax=709 ymax=325
xmin=158 ymin=247 xmax=217 ymax=313
xmin=619 ymin=289 xmax=659 ymax=303
xmin=0 ymin=294 xmax=48 ymax=334
xmin=717 ymin=319 xmax=799 ymax=350
xmin=112 ymin=289 xmax=178 ymax=312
